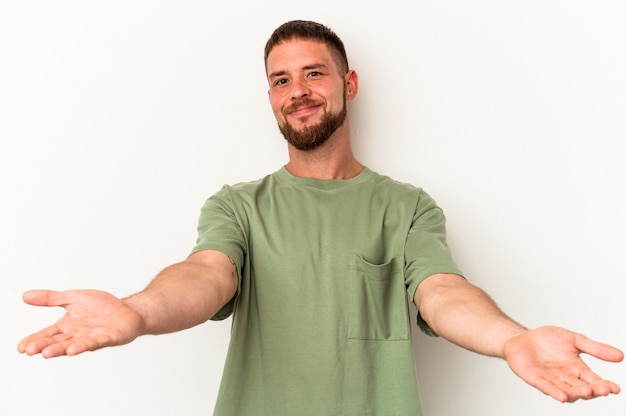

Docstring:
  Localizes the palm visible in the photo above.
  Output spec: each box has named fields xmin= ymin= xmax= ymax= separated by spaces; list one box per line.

xmin=504 ymin=326 xmax=623 ymax=402
xmin=18 ymin=289 xmax=143 ymax=358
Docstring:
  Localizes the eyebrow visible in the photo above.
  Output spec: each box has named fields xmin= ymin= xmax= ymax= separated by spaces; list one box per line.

xmin=268 ymin=63 xmax=329 ymax=80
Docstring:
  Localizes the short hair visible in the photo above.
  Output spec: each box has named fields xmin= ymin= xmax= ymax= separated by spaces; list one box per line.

xmin=264 ymin=20 xmax=349 ymax=75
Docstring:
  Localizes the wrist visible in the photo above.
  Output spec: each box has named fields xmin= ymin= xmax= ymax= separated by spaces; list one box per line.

xmin=121 ymin=294 xmax=151 ymax=336
xmin=496 ymin=324 xmax=529 ymax=359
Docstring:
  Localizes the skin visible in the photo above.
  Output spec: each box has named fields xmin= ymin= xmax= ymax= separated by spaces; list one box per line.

xmin=18 ymin=38 xmax=623 ymax=404
xmin=415 ymin=273 xmax=623 ymax=402
xmin=18 ymin=250 xmax=237 ymax=357
xmin=266 ymin=39 xmax=362 ymax=179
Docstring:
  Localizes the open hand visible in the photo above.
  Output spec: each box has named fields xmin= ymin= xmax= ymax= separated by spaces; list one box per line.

xmin=504 ymin=326 xmax=623 ymax=402
xmin=18 ymin=289 xmax=144 ymax=358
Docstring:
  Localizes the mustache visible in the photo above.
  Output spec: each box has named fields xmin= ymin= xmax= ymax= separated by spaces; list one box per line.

xmin=284 ymin=99 xmax=322 ymax=114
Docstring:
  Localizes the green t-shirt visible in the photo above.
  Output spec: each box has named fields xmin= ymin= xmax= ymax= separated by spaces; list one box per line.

xmin=192 ymin=167 xmax=462 ymax=416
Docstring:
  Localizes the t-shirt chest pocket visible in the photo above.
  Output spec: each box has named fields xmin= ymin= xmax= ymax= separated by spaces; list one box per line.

xmin=348 ymin=255 xmax=410 ymax=340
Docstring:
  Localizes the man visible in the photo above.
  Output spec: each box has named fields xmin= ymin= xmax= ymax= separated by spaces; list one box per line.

xmin=18 ymin=20 xmax=623 ymax=415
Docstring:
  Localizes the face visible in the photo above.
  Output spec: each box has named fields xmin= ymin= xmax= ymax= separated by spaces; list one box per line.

xmin=266 ymin=39 xmax=357 ymax=151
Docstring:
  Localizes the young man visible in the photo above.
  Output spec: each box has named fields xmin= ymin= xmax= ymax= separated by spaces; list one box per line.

xmin=19 ymin=20 xmax=623 ymax=415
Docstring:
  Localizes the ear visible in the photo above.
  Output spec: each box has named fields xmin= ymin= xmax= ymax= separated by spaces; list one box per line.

xmin=345 ymin=70 xmax=359 ymax=100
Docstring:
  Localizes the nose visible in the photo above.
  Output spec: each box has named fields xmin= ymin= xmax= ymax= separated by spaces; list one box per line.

xmin=290 ymin=78 xmax=310 ymax=100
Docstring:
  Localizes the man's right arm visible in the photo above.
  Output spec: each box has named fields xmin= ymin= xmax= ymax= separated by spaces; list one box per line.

xmin=124 ymin=249 xmax=238 ymax=335
xmin=18 ymin=249 xmax=238 ymax=358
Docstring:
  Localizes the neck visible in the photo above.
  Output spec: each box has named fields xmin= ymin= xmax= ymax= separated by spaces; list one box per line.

xmin=284 ymin=121 xmax=364 ymax=180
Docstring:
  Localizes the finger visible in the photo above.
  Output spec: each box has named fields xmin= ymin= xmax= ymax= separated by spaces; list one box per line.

xmin=559 ymin=382 xmax=616 ymax=402
xmin=22 ymin=290 xmax=69 ymax=307
xmin=26 ymin=337 xmax=85 ymax=358
xmin=589 ymin=381 xmax=621 ymax=397
xmin=18 ymin=326 xmax=73 ymax=356
xmin=17 ymin=325 xmax=63 ymax=354
xmin=40 ymin=341 xmax=74 ymax=358
xmin=578 ymin=370 xmax=622 ymax=396
xmin=43 ymin=333 xmax=114 ymax=358
xmin=528 ymin=376 xmax=569 ymax=403
xmin=67 ymin=333 xmax=115 ymax=356
xmin=525 ymin=370 xmax=604 ymax=403
xmin=531 ymin=373 xmax=592 ymax=403
xmin=555 ymin=370 xmax=622 ymax=401
xmin=575 ymin=333 xmax=624 ymax=363
xmin=559 ymin=375 xmax=595 ymax=402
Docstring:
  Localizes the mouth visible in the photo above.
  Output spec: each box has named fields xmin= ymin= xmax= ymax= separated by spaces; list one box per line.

xmin=289 ymin=105 xmax=320 ymax=118
xmin=285 ymin=100 xmax=323 ymax=118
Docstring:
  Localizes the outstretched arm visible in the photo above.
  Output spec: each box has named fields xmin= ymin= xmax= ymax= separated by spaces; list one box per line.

xmin=18 ymin=249 xmax=237 ymax=358
xmin=414 ymin=273 xmax=623 ymax=402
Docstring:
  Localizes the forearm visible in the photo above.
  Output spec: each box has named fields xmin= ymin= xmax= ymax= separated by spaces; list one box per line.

xmin=416 ymin=274 xmax=527 ymax=358
xmin=123 ymin=251 xmax=237 ymax=336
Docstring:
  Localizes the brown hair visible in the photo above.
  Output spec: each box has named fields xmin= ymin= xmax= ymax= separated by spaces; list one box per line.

xmin=264 ymin=20 xmax=349 ymax=75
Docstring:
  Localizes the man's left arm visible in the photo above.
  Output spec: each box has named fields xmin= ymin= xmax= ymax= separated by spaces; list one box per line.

xmin=414 ymin=273 xmax=624 ymax=402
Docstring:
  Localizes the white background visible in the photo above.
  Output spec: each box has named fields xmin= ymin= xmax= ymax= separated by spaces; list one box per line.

xmin=1 ymin=1 xmax=625 ymax=415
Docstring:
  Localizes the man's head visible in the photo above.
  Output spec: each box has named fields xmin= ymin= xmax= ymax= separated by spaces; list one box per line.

xmin=264 ymin=21 xmax=357 ymax=151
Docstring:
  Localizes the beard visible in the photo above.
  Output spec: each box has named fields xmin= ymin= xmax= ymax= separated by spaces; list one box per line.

xmin=278 ymin=98 xmax=347 ymax=151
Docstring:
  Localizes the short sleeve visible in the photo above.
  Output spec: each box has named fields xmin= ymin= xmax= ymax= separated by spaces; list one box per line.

xmin=191 ymin=186 xmax=247 ymax=320
xmin=404 ymin=190 xmax=463 ymax=336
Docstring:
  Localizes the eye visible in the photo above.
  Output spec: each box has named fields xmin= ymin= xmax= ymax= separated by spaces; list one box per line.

xmin=307 ymin=71 xmax=322 ymax=78
xmin=272 ymin=78 xmax=288 ymax=88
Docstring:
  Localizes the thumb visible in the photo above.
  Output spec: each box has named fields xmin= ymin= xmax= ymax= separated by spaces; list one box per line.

xmin=576 ymin=333 xmax=624 ymax=363
xmin=22 ymin=290 xmax=68 ymax=307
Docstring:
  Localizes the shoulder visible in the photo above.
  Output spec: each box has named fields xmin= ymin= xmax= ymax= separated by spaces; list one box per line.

xmin=214 ymin=171 xmax=279 ymax=198
xmin=365 ymin=168 xmax=444 ymax=214
xmin=202 ymin=171 xmax=290 ymax=217
xmin=365 ymin=168 xmax=424 ymax=195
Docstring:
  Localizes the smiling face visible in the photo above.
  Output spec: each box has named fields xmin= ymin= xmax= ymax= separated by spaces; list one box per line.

xmin=266 ymin=39 xmax=357 ymax=151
